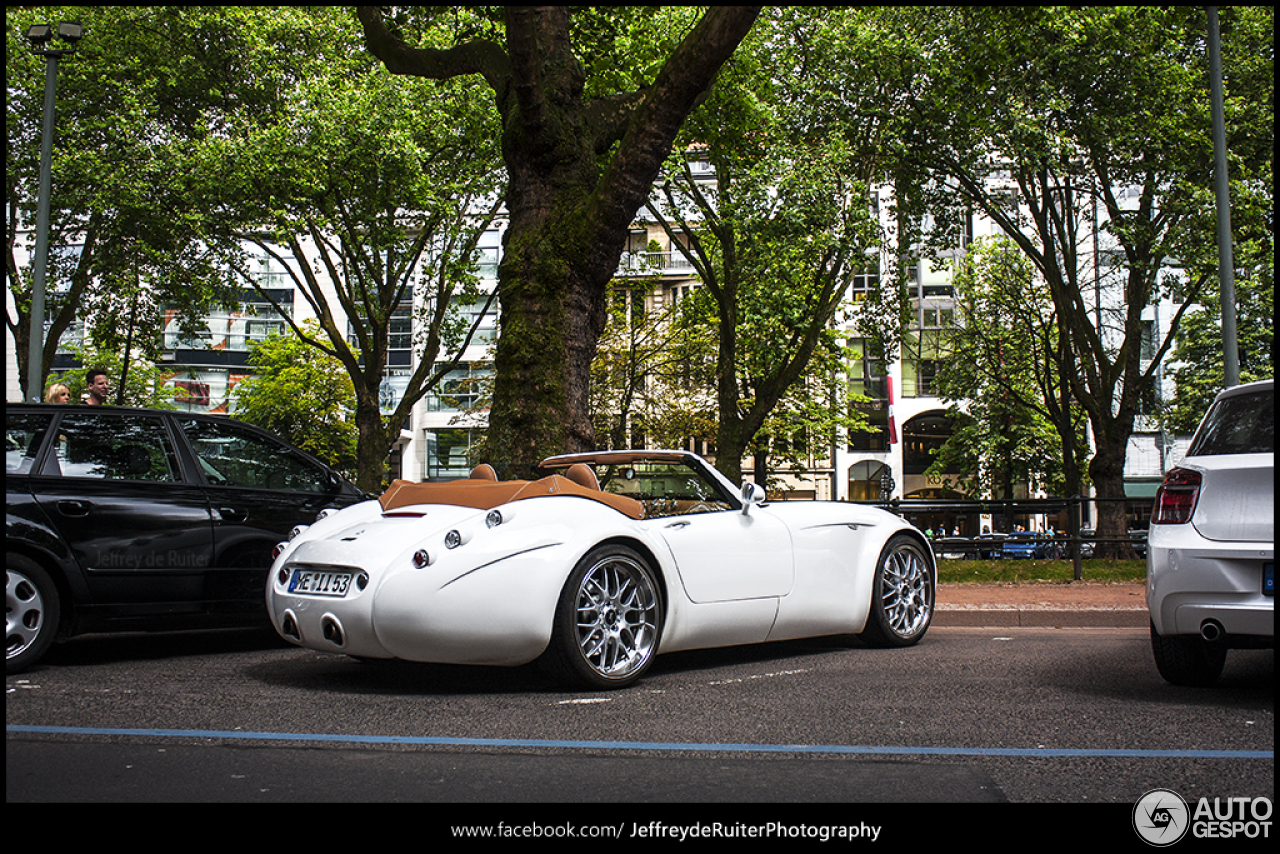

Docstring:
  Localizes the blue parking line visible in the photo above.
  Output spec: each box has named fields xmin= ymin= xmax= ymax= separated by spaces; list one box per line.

xmin=7 ymin=725 xmax=1272 ymax=759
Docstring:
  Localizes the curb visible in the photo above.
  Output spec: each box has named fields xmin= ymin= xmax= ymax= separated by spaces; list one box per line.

xmin=934 ymin=607 xmax=1147 ymax=628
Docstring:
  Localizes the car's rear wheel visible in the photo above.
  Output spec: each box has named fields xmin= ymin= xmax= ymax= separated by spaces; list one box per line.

xmin=859 ymin=534 xmax=934 ymax=647
xmin=1150 ymin=622 xmax=1227 ymax=687
xmin=542 ymin=545 xmax=663 ymax=690
xmin=7 ymin=556 xmax=60 ymax=675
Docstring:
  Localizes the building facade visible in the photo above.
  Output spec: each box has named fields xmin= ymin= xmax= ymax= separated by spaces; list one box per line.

xmin=7 ymin=174 xmax=1191 ymax=527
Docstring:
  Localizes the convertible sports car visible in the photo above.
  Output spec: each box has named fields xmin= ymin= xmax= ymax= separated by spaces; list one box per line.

xmin=266 ymin=451 xmax=935 ymax=688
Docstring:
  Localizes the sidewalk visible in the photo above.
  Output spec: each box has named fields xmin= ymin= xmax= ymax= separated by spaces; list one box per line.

xmin=934 ymin=581 xmax=1148 ymax=628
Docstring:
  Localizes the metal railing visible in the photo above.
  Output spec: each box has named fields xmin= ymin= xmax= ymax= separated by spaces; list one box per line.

xmin=854 ymin=495 xmax=1150 ymax=581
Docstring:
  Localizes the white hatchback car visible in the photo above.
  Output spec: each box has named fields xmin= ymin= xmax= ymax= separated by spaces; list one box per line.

xmin=1147 ymin=379 xmax=1274 ymax=686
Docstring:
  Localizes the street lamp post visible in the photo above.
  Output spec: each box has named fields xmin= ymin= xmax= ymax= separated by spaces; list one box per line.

xmin=1206 ymin=7 xmax=1239 ymax=389
xmin=24 ymin=21 xmax=82 ymax=403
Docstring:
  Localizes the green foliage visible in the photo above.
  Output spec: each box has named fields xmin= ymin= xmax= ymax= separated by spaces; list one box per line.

xmin=233 ymin=322 xmax=358 ymax=479
xmin=7 ymin=6 xmax=346 ymax=397
xmin=930 ymin=237 xmax=1085 ymax=497
xmin=643 ymin=7 xmax=899 ymax=479
xmin=876 ymin=5 xmax=1272 ymax=535
xmin=1165 ymin=275 xmax=1274 ymax=434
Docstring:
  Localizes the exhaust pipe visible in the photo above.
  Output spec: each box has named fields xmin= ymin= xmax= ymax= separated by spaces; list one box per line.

xmin=321 ymin=615 xmax=345 ymax=647
xmin=1200 ymin=620 xmax=1224 ymax=642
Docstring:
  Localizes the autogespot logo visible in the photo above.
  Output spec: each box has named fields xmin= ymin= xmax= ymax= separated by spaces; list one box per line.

xmin=1134 ymin=789 xmax=1191 ymax=846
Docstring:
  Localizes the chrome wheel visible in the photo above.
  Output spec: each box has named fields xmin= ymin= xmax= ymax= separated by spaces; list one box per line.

xmin=860 ymin=535 xmax=934 ymax=647
xmin=575 ymin=553 xmax=660 ymax=679
xmin=7 ymin=557 xmax=60 ymax=673
xmin=544 ymin=546 xmax=663 ymax=689
xmin=7 ymin=569 xmax=46 ymax=660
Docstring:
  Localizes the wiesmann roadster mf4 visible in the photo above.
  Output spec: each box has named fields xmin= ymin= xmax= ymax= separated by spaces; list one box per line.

xmin=266 ymin=451 xmax=935 ymax=688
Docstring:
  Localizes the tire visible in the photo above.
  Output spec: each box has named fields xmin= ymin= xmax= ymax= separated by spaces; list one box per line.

xmin=541 ymin=545 xmax=663 ymax=690
xmin=1150 ymin=622 xmax=1227 ymax=687
xmin=7 ymin=556 xmax=61 ymax=675
xmin=858 ymin=534 xmax=934 ymax=647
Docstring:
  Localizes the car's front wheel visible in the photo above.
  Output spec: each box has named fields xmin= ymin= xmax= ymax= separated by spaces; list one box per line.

xmin=7 ymin=556 xmax=61 ymax=675
xmin=1150 ymin=622 xmax=1227 ymax=687
xmin=542 ymin=545 xmax=663 ymax=690
xmin=859 ymin=534 xmax=934 ymax=647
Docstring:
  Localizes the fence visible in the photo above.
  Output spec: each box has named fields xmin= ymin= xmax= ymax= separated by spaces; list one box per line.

xmin=857 ymin=495 xmax=1150 ymax=581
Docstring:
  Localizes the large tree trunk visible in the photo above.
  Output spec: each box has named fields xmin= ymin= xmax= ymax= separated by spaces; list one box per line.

xmin=1088 ymin=420 xmax=1136 ymax=559
xmin=358 ymin=6 xmax=762 ymax=477
xmin=488 ymin=195 xmax=616 ymax=471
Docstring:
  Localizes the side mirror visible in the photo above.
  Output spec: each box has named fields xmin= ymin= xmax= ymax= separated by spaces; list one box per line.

xmin=740 ymin=482 xmax=766 ymax=515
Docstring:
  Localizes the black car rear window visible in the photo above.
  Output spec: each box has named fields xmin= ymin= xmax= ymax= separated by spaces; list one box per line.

xmin=1186 ymin=389 xmax=1274 ymax=456
xmin=50 ymin=412 xmax=182 ymax=481
xmin=6 ymin=411 xmax=52 ymax=475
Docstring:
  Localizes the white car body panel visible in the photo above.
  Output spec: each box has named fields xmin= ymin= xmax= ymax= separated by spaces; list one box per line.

xmin=1147 ymin=381 xmax=1274 ymax=643
xmin=266 ymin=452 xmax=932 ymax=680
xmin=1184 ymin=454 xmax=1274 ymax=543
xmin=657 ymin=508 xmax=793 ymax=602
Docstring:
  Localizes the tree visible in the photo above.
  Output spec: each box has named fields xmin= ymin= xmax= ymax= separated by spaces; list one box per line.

xmin=648 ymin=139 xmax=872 ymax=484
xmin=357 ymin=6 xmax=762 ymax=473
xmin=199 ymin=24 xmax=505 ymax=492
xmin=234 ymin=321 xmax=359 ymax=480
xmin=6 ymin=6 xmax=287 ymax=400
xmin=929 ymin=237 xmax=1086 ymax=501
xmin=589 ymin=272 xmax=706 ymax=452
xmin=1165 ymin=270 xmax=1274 ymax=435
xmin=644 ymin=8 xmax=899 ymax=484
xmin=890 ymin=6 xmax=1273 ymax=554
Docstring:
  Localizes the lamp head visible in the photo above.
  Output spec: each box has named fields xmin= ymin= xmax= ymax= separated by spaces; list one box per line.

xmin=57 ymin=22 xmax=83 ymax=43
xmin=26 ymin=21 xmax=82 ymax=51
xmin=26 ymin=24 xmax=53 ymax=46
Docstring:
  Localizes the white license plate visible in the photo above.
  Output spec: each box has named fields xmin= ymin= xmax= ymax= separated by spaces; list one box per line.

xmin=288 ymin=569 xmax=353 ymax=597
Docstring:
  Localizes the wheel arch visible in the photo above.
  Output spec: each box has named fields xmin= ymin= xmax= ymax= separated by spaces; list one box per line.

xmin=583 ymin=535 xmax=671 ymax=613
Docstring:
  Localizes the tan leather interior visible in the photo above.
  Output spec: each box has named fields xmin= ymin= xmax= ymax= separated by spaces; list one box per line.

xmin=378 ymin=471 xmax=643 ymax=519
xmin=565 ymin=463 xmax=600 ymax=491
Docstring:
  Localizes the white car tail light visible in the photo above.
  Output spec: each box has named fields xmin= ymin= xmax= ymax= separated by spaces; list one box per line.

xmin=1152 ymin=467 xmax=1202 ymax=524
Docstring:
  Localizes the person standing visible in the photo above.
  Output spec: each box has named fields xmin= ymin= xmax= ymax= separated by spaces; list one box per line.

xmin=44 ymin=382 xmax=71 ymax=403
xmin=84 ymin=367 xmax=110 ymax=405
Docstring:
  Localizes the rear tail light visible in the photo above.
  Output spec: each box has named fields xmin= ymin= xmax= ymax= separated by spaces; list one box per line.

xmin=1152 ymin=467 xmax=1202 ymax=524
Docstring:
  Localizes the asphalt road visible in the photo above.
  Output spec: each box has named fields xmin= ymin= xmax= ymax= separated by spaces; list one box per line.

xmin=7 ymin=624 xmax=1273 ymax=830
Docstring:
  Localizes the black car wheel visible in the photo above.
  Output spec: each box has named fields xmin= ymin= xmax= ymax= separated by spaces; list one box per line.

xmin=859 ymin=534 xmax=934 ymax=647
xmin=542 ymin=545 xmax=663 ymax=690
xmin=7 ymin=556 xmax=60 ymax=674
xmin=1150 ymin=622 xmax=1228 ymax=687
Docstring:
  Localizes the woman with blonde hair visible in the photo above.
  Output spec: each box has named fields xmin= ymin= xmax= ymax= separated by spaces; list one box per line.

xmin=44 ymin=382 xmax=71 ymax=404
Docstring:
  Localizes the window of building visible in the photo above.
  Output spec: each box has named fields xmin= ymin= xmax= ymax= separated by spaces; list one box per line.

xmin=424 ymin=428 xmax=481 ymax=480
xmin=847 ymin=460 xmax=891 ymax=502
xmin=846 ymin=338 xmax=889 ymax=452
xmin=425 ymin=364 xmax=490 ymax=414
xmin=902 ymin=411 xmax=952 ymax=476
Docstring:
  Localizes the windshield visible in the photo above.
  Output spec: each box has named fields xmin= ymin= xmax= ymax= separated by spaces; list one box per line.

xmin=556 ymin=458 xmax=735 ymax=518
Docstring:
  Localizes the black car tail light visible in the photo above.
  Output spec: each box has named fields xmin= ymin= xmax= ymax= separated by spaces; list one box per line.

xmin=1152 ymin=467 xmax=1202 ymax=525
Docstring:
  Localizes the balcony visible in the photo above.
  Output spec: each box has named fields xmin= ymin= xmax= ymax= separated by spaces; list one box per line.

xmin=616 ymin=251 xmax=697 ymax=277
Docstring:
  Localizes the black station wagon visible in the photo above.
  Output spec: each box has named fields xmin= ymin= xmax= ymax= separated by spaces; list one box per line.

xmin=6 ymin=404 xmax=365 ymax=673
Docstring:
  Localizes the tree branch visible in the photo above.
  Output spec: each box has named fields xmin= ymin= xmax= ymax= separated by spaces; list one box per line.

xmin=355 ymin=6 xmax=511 ymax=95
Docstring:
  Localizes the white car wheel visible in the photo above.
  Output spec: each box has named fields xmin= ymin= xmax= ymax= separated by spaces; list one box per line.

xmin=859 ymin=534 xmax=934 ymax=647
xmin=543 ymin=545 xmax=663 ymax=689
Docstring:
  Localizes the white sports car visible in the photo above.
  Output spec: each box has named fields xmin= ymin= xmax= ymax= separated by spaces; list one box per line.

xmin=266 ymin=451 xmax=935 ymax=688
